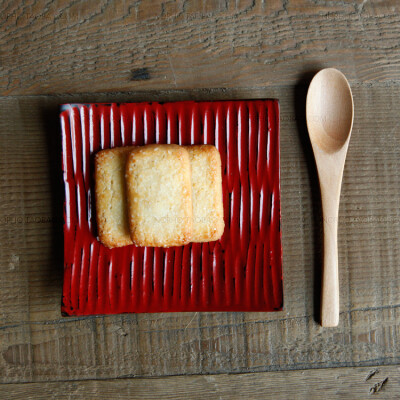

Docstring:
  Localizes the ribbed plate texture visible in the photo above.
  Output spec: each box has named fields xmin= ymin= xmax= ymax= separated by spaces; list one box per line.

xmin=60 ymin=100 xmax=282 ymax=315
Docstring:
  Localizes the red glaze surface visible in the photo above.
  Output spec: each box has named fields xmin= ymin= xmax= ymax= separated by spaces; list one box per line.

xmin=60 ymin=100 xmax=282 ymax=315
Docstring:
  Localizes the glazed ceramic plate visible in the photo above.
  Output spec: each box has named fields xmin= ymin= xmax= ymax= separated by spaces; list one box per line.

xmin=60 ymin=100 xmax=282 ymax=315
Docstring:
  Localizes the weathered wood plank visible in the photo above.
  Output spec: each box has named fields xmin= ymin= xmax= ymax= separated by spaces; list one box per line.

xmin=2 ymin=365 xmax=399 ymax=399
xmin=1 ymin=307 xmax=399 ymax=382
xmin=1 ymin=0 xmax=400 ymax=95
xmin=0 ymin=82 xmax=399 ymax=382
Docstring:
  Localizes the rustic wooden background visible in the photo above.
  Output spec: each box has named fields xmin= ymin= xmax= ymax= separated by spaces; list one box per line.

xmin=1 ymin=0 xmax=400 ymax=398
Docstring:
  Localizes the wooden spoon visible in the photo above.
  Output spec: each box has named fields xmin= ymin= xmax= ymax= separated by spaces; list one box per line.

xmin=306 ymin=68 xmax=354 ymax=327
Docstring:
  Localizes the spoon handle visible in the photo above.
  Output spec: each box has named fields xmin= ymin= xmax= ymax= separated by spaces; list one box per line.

xmin=321 ymin=189 xmax=340 ymax=327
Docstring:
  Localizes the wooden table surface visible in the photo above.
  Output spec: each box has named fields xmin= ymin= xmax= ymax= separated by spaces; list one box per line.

xmin=1 ymin=1 xmax=400 ymax=398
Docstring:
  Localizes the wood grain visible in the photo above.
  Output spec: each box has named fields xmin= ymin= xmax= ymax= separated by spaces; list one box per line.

xmin=1 ymin=0 xmax=400 ymax=392
xmin=1 ymin=0 xmax=400 ymax=95
xmin=0 ymin=82 xmax=399 ymax=383
xmin=2 ymin=365 xmax=399 ymax=399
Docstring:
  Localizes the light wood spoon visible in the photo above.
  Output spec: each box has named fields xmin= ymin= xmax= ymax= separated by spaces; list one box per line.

xmin=306 ymin=68 xmax=354 ymax=327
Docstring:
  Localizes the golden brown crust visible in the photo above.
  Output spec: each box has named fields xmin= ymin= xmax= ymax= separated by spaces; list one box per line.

xmin=125 ymin=144 xmax=193 ymax=247
xmin=185 ymin=145 xmax=225 ymax=242
xmin=95 ymin=146 xmax=135 ymax=248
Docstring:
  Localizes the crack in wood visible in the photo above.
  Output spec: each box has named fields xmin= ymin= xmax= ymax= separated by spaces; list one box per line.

xmin=365 ymin=368 xmax=379 ymax=381
xmin=369 ymin=377 xmax=388 ymax=394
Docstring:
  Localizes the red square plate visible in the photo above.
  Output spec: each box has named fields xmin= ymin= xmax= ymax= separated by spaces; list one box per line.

xmin=60 ymin=100 xmax=282 ymax=315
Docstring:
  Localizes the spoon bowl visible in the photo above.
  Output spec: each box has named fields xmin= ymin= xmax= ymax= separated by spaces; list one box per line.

xmin=306 ymin=68 xmax=354 ymax=327
xmin=307 ymin=68 xmax=354 ymax=153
